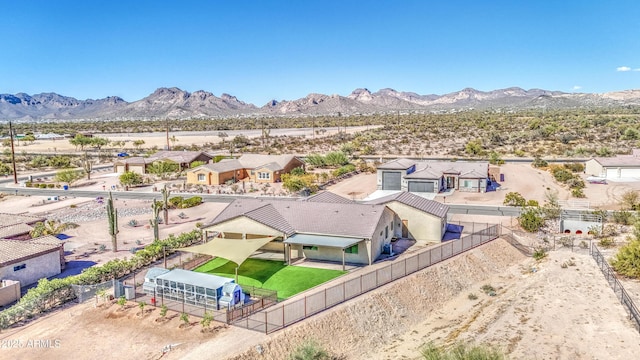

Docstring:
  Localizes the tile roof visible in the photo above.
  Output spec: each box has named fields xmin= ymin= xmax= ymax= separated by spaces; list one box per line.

xmin=592 ymin=156 xmax=640 ymax=167
xmin=0 ymin=213 xmax=45 ymax=227
xmin=364 ymin=191 xmax=449 ymax=218
xmin=302 ymin=191 xmax=354 ymax=204
xmin=376 ymin=158 xmax=417 ymax=170
xmin=117 ymin=151 xmax=211 ymax=165
xmin=206 ymin=198 xmax=387 ymax=239
xmin=190 ymin=159 xmax=243 ymax=173
xmin=237 ymin=154 xmax=299 ymax=169
xmin=403 ymin=161 xmax=488 ymax=179
xmin=0 ymin=238 xmax=61 ymax=267
xmin=0 ymin=223 xmax=33 ymax=238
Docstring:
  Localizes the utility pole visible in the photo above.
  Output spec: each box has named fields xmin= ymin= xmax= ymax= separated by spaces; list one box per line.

xmin=9 ymin=121 xmax=17 ymax=184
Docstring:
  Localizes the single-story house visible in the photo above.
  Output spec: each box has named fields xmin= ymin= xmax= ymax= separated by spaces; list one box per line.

xmin=200 ymin=191 xmax=448 ymax=267
xmin=0 ymin=236 xmax=64 ymax=287
xmin=377 ymin=159 xmax=489 ymax=193
xmin=114 ymin=150 xmax=213 ymax=174
xmin=186 ymin=154 xmax=304 ymax=186
xmin=0 ymin=213 xmax=45 ymax=227
xmin=364 ymin=191 xmax=448 ymax=242
xmin=586 ymin=150 xmax=640 ymax=179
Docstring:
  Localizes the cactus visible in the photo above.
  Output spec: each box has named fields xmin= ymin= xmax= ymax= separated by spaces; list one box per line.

xmin=83 ymin=159 xmax=93 ymax=180
xmin=161 ymin=184 xmax=170 ymax=225
xmin=107 ymin=191 xmax=119 ymax=252
xmin=151 ymin=200 xmax=162 ymax=241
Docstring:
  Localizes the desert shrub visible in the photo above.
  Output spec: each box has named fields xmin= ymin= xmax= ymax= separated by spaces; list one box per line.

xmin=611 ymin=239 xmax=640 ymax=278
xmin=571 ymin=188 xmax=585 ymax=198
xmin=289 ymin=340 xmax=333 ymax=360
xmin=518 ymin=207 xmax=544 ymax=232
xmin=290 ymin=166 xmax=306 ymax=176
xmin=613 ymin=210 xmax=634 ymax=225
xmin=503 ymin=192 xmax=526 ymax=207
xmin=526 ymin=199 xmax=539 ymax=207
xmin=533 ymin=247 xmax=547 ymax=260
xmin=532 ymin=156 xmax=548 ymax=168
xmin=420 ymin=342 xmax=505 ymax=360
xmin=332 ymin=164 xmax=356 ymax=177
xmin=551 ymin=167 xmax=574 ymax=182
xmin=598 ymin=237 xmax=615 ymax=248
xmin=558 ymin=237 xmax=573 ymax=248
xmin=621 ymin=190 xmax=640 ymax=210
xmin=468 ymin=293 xmax=478 ymax=300
xmin=563 ymin=163 xmax=585 ymax=173
xmin=181 ymin=196 xmax=202 ymax=208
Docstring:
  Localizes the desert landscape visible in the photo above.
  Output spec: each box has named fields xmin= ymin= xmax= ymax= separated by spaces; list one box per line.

xmin=1 ymin=134 xmax=640 ymax=360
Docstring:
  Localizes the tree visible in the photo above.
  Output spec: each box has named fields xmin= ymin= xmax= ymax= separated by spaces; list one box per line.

xmin=119 ymin=171 xmax=143 ymax=187
xmin=200 ymin=312 xmax=213 ymax=330
xmin=518 ymin=206 xmax=545 ymax=232
xmin=55 ymin=169 xmax=84 ymax=186
xmin=611 ymin=217 xmax=640 ymax=278
xmin=138 ymin=301 xmax=146 ymax=317
xmin=132 ymin=139 xmax=145 ymax=150
xmin=69 ymin=134 xmax=93 ymax=151
xmin=30 ymin=220 xmax=79 ymax=238
xmin=541 ymin=190 xmax=561 ymax=220
xmin=147 ymin=161 xmax=179 ymax=179
xmin=23 ymin=134 xmax=36 ymax=145
xmin=106 ymin=191 xmax=119 ymax=252
xmin=503 ymin=192 xmax=526 ymax=207
xmin=464 ymin=139 xmax=485 ymax=156
xmin=90 ymin=137 xmax=109 ymax=150
xmin=117 ymin=296 xmax=126 ymax=310
xmin=621 ymin=190 xmax=640 ymax=210
xmin=0 ymin=162 xmax=12 ymax=176
xmin=489 ymin=151 xmax=505 ymax=165
xmin=180 ymin=312 xmax=190 ymax=327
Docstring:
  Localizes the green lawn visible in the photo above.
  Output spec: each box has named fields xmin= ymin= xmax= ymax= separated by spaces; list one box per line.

xmin=194 ymin=258 xmax=346 ymax=299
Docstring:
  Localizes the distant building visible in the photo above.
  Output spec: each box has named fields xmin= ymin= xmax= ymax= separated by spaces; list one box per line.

xmin=377 ymin=158 xmax=489 ymax=193
xmin=186 ymin=154 xmax=304 ymax=185
xmin=113 ymin=150 xmax=213 ymax=174
xmin=586 ymin=150 xmax=640 ymax=179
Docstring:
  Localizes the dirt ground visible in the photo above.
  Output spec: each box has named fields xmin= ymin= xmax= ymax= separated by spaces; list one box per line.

xmin=1 ymin=220 xmax=639 ymax=359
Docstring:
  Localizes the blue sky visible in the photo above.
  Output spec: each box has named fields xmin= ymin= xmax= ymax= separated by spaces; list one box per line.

xmin=1 ymin=1 xmax=639 ymax=104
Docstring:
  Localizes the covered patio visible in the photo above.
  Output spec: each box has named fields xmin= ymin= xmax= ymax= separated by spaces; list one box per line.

xmin=284 ymin=233 xmax=367 ymax=270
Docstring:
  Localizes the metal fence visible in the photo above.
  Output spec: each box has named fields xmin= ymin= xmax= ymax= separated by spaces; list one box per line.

xmin=71 ymin=279 xmax=114 ymax=303
xmin=591 ymin=244 xmax=640 ymax=332
xmin=239 ymin=223 xmax=501 ymax=334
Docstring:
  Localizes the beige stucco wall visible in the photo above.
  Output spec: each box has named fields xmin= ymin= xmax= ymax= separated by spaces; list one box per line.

xmin=0 ymin=251 xmax=61 ymax=287
xmin=0 ymin=280 xmax=21 ymax=307
xmin=585 ymin=159 xmax=604 ymax=177
xmin=129 ymin=164 xmax=146 ymax=175
xmin=292 ymin=240 xmax=369 ymax=265
xmin=385 ymin=202 xmax=445 ymax=242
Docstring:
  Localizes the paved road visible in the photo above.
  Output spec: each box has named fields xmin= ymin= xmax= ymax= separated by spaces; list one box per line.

xmin=0 ymin=185 xmax=531 ymax=216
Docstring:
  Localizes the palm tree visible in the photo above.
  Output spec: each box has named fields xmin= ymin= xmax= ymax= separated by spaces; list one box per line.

xmin=30 ymin=220 xmax=79 ymax=238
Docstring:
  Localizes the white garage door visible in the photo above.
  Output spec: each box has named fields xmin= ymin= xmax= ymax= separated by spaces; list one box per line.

xmin=115 ymin=165 xmax=125 ymax=173
xmin=130 ymin=165 xmax=145 ymax=174
xmin=605 ymin=168 xmax=620 ymax=178
xmin=621 ymin=168 xmax=640 ymax=178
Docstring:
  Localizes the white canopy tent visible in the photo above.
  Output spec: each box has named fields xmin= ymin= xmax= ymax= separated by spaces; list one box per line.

xmin=179 ymin=236 xmax=276 ymax=281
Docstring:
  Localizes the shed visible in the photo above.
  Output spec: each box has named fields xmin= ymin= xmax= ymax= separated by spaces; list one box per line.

xmin=218 ymin=282 xmax=246 ymax=309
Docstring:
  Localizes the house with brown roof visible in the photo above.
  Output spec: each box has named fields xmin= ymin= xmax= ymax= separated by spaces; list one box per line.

xmin=114 ymin=150 xmax=213 ymax=174
xmin=186 ymin=154 xmax=304 ymax=186
xmin=200 ymin=191 xmax=448 ymax=267
xmin=0 ymin=236 xmax=64 ymax=287
xmin=377 ymin=159 xmax=489 ymax=193
xmin=586 ymin=150 xmax=640 ymax=179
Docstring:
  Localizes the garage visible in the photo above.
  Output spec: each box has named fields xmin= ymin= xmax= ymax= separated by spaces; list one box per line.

xmin=382 ymin=171 xmax=402 ymax=190
xmin=408 ymin=181 xmax=435 ymax=193
xmin=621 ymin=168 xmax=640 ymax=178
xmin=115 ymin=165 xmax=126 ymax=173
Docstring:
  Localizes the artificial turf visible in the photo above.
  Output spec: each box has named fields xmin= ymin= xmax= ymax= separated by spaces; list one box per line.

xmin=194 ymin=257 xmax=346 ymax=299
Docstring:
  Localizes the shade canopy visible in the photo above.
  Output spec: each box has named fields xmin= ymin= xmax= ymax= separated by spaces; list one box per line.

xmin=179 ymin=236 xmax=275 ymax=267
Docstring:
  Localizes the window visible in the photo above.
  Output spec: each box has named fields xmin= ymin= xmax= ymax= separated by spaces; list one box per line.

xmin=13 ymin=264 xmax=26 ymax=271
xmin=391 ymin=221 xmax=394 ymax=230
xmin=345 ymin=244 xmax=358 ymax=254
xmin=303 ymin=245 xmax=318 ymax=251
xmin=258 ymin=172 xmax=271 ymax=180
xmin=385 ymin=226 xmax=388 ymax=239
xmin=197 ymin=173 xmax=205 ymax=182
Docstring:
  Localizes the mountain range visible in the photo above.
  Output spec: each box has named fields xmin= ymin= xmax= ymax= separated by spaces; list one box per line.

xmin=2 ymin=86 xmax=640 ymax=122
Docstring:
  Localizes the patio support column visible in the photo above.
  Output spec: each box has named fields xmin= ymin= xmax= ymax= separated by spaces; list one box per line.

xmin=342 ymin=248 xmax=345 ymax=271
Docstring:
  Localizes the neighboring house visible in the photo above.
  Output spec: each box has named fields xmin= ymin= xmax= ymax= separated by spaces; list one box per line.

xmin=0 ymin=223 xmax=34 ymax=240
xmin=585 ymin=150 xmax=640 ymax=179
xmin=364 ymin=192 xmax=448 ymax=242
xmin=0 ymin=236 xmax=64 ymax=287
xmin=186 ymin=154 xmax=304 ymax=186
xmin=377 ymin=159 xmax=489 ymax=193
xmin=0 ymin=213 xmax=45 ymax=227
xmin=200 ymin=191 xmax=449 ymax=267
xmin=113 ymin=151 xmax=213 ymax=174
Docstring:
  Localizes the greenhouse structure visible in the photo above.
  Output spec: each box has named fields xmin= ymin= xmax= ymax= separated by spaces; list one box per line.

xmin=143 ymin=268 xmax=241 ymax=310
